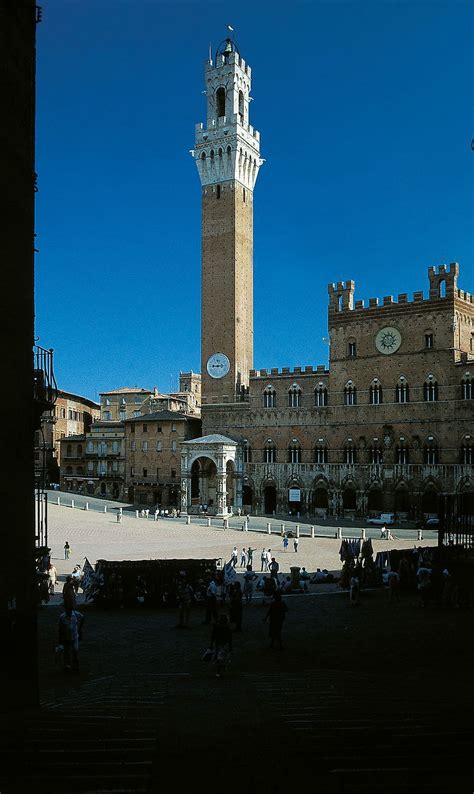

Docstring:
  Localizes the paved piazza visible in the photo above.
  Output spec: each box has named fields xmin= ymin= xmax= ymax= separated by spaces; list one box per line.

xmin=46 ymin=497 xmax=434 ymax=579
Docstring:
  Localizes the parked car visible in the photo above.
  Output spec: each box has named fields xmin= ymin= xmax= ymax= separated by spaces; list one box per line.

xmin=425 ymin=517 xmax=440 ymax=528
xmin=367 ymin=512 xmax=395 ymax=526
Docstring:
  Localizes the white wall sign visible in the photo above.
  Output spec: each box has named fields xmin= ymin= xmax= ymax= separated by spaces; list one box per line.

xmin=289 ymin=488 xmax=301 ymax=502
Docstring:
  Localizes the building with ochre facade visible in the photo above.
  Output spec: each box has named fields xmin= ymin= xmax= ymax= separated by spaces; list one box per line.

xmin=180 ymin=37 xmax=473 ymax=524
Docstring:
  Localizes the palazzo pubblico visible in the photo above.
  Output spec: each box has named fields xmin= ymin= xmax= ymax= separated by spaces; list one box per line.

xmin=179 ymin=36 xmax=473 ymax=524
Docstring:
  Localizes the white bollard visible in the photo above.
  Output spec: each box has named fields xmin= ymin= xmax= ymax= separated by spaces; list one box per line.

xmin=295 ymin=524 xmax=300 ymax=538
xmin=337 ymin=527 xmax=343 ymax=539
xmin=136 ymin=510 xmax=139 ymax=519
xmin=119 ymin=507 xmax=123 ymax=515
xmin=417 ymin=529 xmax=423 ymax=541
xmin=57 ymin=497 xmax=60 ymax=506
xmin=281 ymin=523 xmax=285 ymax=536
xmin=104 ymin=505 xmax=107 ymax=513
xmin=207 ymin=517 xmax=211 ymax=527
xmin=267 ymin=523 xmax=272 ymax=534
xmin=361 ymin=527 xmax=366 ymax=539
xmin=84 ymin=503 xmax=89 ymax=511
xmin=223 ymin=518 xmax=229 ymax=530
xmin=186 ymin=515 xmax=191 ymax=525
xmin=311 ymin=525 xmax=315 ymax=538
xmin=71 ymin=500 xmax=75 ymax=509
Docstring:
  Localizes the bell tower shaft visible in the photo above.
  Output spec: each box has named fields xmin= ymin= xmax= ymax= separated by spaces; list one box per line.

xmin=192 ymin=40 xmax=262 ymax=406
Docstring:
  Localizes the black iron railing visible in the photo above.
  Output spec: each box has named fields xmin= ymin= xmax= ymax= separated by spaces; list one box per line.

xmin=33 ymin=344 xmax=58 ymax=425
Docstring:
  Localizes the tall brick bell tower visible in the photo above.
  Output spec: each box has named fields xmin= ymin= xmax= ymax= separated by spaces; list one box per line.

xmin=192 ymin=37 xmax=262 ymax=413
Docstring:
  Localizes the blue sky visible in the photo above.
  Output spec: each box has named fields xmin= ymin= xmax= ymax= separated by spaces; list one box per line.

xmin=35 ymin=0 xmax=473 ymax=402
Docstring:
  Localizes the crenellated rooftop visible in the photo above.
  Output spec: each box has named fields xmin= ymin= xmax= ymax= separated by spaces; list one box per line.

xmin=328 ymin=264 xmax=471 ymax=315
xmin=250 ymin=365 xmax=328 ymax=378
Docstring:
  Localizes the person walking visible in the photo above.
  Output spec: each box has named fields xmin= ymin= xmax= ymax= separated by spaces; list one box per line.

xmin=204 ymin=577 xmax=218 ymax=624
xmin=176 ymin=572 xmax=194 ymax=628
xmin=293 ymin=537 xmax=299 ymax=553
xmin=265 ymin=549 xmax=272 ymax=571
xmin=380 ymin=525 xmax=387 ymax=539
xmin=58 ymin=607 xmax=84 ymax=672
xmin=283 ymin=535 xmax=289 ymax=552
xmin=243 ymin=565 xmax=257 ymax=604
xmin=269 ymin=557 xmax=279 ymax=584
xmin=229 ymin=581 xmax=243 ymax=632
xmin=231 ymin=546 xmax=238 ymax=567
xmin=247 ymin=547 xmax=256 ymax=569
xmin=260 ymin=549 xmax=267 ymax=572
xmin=62 ymin=576 xmax=77 ymax=611
xmin=240 ymin=548 xmax=247 ymax=568
xmin=48 ymin=562 xmax=58 ymax=595
xmin=64 ymin=541 xmax=71 ymax=560
xmin=210 ymin=614 xmax=233 ymax=678
xmin=264 ymin=593 xmax=288 ymax=649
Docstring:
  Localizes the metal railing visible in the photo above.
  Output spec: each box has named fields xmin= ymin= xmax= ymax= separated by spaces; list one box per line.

xmin=33 ymin=344 xmax=58 ymax=412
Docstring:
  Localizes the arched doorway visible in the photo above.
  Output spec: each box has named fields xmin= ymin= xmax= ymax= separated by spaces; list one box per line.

xmin=242 ymin=485 xmax=253 ymax=510
xmin=368 ymin=489 xmax=383 ymax=512
xmin=100 ymin=482 xmax=106 ymax=496
xmin=313 ymin=487 xmax=328 ymax=510
xmin=343 ymin=488 xmax=356 ymax=511
xmin=395 ymin=485 xmax=410 ymax=514
xmin=190 ymin=457 xmax=217 ymax=510
xmin=264 ymin=485 xmax=277 ymax=514
xmin=422 ymin=488 xmax=439 ymax=515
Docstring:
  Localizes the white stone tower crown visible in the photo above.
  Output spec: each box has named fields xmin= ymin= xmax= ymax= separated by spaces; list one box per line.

xmin=192 ymin=38 xmax=263 ymax=191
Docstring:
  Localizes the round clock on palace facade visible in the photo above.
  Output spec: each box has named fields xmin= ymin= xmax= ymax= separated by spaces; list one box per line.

xmin=206 ymin=352 xmax=230 ymax=379
xmin=375 ymin=326 xmax=402 ymax=355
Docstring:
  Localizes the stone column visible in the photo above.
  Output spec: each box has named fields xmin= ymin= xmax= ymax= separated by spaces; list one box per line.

xmin=215 ymin=453 xmax=227 ymax=517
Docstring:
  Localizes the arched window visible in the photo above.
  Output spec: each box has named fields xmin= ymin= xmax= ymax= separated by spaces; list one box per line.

xmin=439 ymin=280 xmax=446 ymax=298
xmin=424 ymin=331 xmax=434 ymax=349
xmin=243 ymin=442 xmax=252 ymax=463
xmin=396 ymin=439 xmax=409 ymax=464
xmin=424 ymin=436 xmax=439 ymax=465
xmin=66 ymin=466 xmax=72 ymax=475
xmin=264 ymin=440 xmax=276 ymax=463
xmin=201 ymin=152 xmax=206 ymax=161
xmin=238 ymin=90 xmax=244 ymax=122
xmin=314 ymin=385 xmax=328 ymax=407
xmin=424 ymin=376 xmax=438 ymax=402
xmin=216 ymin=87 xmax=226 ymax=117
xmin=461 ymin=437 xmax=473 ymax=464
xmin=210 ymin=149 xmax=214 ymax=159
xmin=77 ymin=444 xmax=83 ymax=456
xmin=314 ymin=443 xmax=328 ymax=464
xmin=288 ymin=385 xmax=301 ymax=408
xmin=263 ymin=386 xmax=276 ymax=408
xmin=369 ymin=441 xmax=383 ymax=464
xmin=66 ymin=444 xmax=72 ymax=457
xmin=344 ymin=382 xmax=356 ymax=406
xmin=226 ymin=145 xmax=231 ymax=156
xmin=344 ymin=442 xmax=357 ymax=465
xmin=288 ymin=440 xmax=302 ymax=464
xmin=395 ymin=377 xmax=409 ymax=403
xmin=461 ymin=374 xmax=472 ymax=400
xmin=369 ymin=379 xmax=383 ymax=405
xmin=348 ymin=339 xmax=357 ymax=358
xmin=218 ymin=147 xmax=223 ymax=157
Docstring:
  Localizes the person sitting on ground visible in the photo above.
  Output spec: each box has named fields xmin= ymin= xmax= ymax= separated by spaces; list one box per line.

xmin=300 ymin=567 xmax=310 ymax=581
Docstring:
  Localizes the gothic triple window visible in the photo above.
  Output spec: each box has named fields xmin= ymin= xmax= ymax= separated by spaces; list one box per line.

xmin=396 ymin=378 xmax=409 ymax=403
xmin=314 ymin=445 xmax=328 ymax=464
xmin=424 ymin=377 xmax=438 ymax=402
xmin=423 ymin=437 xmax=439 ymax=465
xmin=396 ymin=444 xmax=409 ymax=464
xmin=344 ymin=444 xmax=357 ymax=465
xmin=461 ymin=440 xmax=473 ymax=464
xmin=243 ymin=443 xmax=252 ymax=463
xmin=264 ymin=443 xmax=276 ymax=463
xmin=288 ymin=385 xmax=301 ymax=408
xmin=288 ymin=441 xmax=302 ymax=464
xmin=314 ymin=385 xmax=328 ymax=407
xmin=369 ymin=380 xmax=383 ymax=405
xmin=263 ymin=387 xmax=276 ymax=408
xmin=370 ymin=445 xmax=383 ymax=464
xmin=461 ymin=375 xmax=472 ymax=400
xmin=344 ymin=382 xmax=356 ymax=406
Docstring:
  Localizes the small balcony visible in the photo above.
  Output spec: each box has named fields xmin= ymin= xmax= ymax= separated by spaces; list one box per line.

xmin=33 ymin=344 xmax=58 ymax=429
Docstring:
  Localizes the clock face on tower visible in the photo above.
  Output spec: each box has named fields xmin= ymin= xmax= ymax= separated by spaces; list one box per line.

xmin=375 ymin=327 xmax=402 ymax=355
xmin=206 ymin=353 xmax=230 ymax=379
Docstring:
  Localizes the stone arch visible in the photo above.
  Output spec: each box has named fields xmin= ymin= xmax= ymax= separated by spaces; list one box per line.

xmin=342 ymin=483 xmax=357 ymax=511
xmin=312 ymin=477 xmax=329 ymax=511
xmin=262 ymin=478 xmax=277 ymax=515
xmin=367 ymin=485 xmax=384 ymax=512
xmin=394 ymin=481 xmax=411 ymax=514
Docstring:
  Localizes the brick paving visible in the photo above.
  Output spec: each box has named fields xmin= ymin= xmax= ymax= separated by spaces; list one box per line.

xmin=2 ymin=505 xmax=471 ymax=793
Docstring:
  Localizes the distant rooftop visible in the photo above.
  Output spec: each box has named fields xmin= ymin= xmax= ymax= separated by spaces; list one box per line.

xmin=99 ymin=387 xmax=151 ymax=396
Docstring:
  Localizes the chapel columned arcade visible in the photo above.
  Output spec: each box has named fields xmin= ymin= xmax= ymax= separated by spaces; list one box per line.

xmin=180 ymin=435 xmax=244 ymax=517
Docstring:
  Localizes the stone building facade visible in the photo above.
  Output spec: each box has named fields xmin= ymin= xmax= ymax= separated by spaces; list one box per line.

xmin=181 ymin=38 xmax=473 ymax=522
xmin=60 ymin=421 xmax=125 ymax=498
xmin=36 ymin=390 xmax=100 ymax=485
